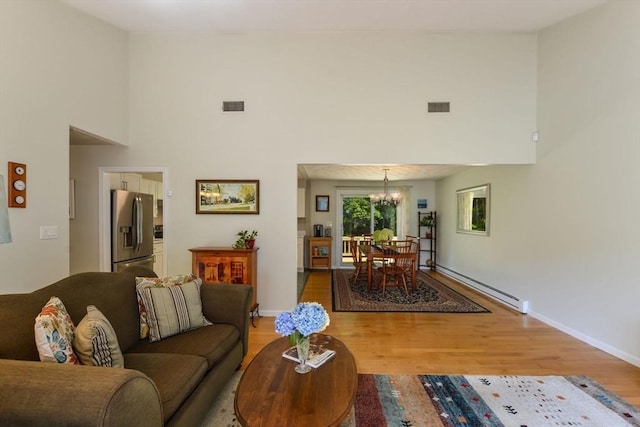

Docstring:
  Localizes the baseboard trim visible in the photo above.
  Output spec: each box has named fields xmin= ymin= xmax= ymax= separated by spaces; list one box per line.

xmin=528 ymin=310 xmax=640 ymax=368
xmin=436 ymin=264 xmax=528 ymax=314
xmin=436 ymin=265 xmax=640 ymax=368
xmin=260 ymin=310 xmax=281 ymax=318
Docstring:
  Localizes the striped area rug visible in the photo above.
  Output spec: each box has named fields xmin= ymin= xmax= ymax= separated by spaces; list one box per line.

xmin=341 ymin=374 xmax=640 ymax=427
xmin=202 ymin=373 xmax=640 ymax=427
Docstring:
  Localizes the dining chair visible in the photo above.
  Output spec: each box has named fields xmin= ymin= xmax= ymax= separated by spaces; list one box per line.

xmin=405 ymin=235 xmax=419 ymax=250
xmin=379 ymin=241 xmax=412 ymax=295
xmin=405 ymin=235 xmax=420 ymax=286
xmin=349 ymin=237 xmax=368 ymax=284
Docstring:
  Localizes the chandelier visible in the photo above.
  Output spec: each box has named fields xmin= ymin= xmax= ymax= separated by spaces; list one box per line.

xmin=369 ymin=169 xmax=401 ymax=206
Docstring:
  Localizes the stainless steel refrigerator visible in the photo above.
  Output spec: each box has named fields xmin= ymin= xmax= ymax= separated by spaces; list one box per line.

xmin=111 ymin=189 xmax=154 ymax=272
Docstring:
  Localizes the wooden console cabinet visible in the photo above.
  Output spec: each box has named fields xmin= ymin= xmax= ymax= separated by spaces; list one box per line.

xmin=189 ymin=247 xmax=259 ymax=320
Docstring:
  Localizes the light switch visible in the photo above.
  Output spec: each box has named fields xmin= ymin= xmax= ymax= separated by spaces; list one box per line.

xmin=40 ymin=225 xmax=58 ymax=240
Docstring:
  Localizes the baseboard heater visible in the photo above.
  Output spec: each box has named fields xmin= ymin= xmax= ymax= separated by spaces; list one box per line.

xmin=435 ymin=264 xmax=528 ymax=314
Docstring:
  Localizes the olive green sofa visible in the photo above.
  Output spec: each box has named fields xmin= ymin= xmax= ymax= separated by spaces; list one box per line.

xmin=0 ymin=266 xmax=252 ymax=427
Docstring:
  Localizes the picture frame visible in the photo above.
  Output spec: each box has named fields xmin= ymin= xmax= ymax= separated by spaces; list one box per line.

xmin=456 ymin=184 xmax=490 ymax=236
xmin=196 ymin=180 xmax=259 ymax=214
xmin=316 ymin=195 xmax=329 ymax=212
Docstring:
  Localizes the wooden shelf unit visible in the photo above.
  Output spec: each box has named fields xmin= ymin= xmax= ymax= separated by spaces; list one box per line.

xmin=308 ymin=237 xmax=332 ymax=270
xmin=418 ymin=211 xmax=437 ymax=270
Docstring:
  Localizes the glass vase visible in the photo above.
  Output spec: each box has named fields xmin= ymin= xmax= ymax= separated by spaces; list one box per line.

xmin=295 ymin=334 xmax=312 ymax=374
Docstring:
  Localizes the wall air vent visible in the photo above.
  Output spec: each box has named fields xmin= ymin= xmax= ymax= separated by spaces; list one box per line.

xmin=222 ymin=101 xmax=245 ymax=112
xmin=427 ymin=102 xmax=450 ymax=113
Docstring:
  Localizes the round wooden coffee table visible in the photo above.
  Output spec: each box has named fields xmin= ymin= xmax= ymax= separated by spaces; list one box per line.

xmin=235 ymin=334 xmax=357 ymax=427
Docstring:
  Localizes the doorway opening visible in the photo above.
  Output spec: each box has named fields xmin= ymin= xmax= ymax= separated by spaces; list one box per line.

xmin=98 ymin=166 xmax=169 ymax=274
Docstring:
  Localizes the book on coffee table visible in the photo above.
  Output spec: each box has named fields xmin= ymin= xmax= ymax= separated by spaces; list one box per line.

xmin=282 ymin=344 xmax=336 ymax=368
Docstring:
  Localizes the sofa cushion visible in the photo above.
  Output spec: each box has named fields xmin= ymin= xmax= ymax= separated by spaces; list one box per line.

xmin=34 ymin=296 xmax=79 ymax=365
xmin=127 ymin=324 xmax=240 ymax=370
xmin=73 ymin=305 xmax=124 ymax=368
xmin=138 ymin=280 xmax=211 ymax=342
xmin=124 ymin=352 xmax=207 ymax=422
xmin=135 ymin=274 xmax=208 ymax=340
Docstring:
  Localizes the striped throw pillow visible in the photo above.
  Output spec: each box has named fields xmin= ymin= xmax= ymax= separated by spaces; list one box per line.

xmin=135 ymin=274 xmax=199 ymax=339
xmin=73 ymin=305 xmax=124 ymax=368
xmin=138 ymin=279 xmax=209 ymax=342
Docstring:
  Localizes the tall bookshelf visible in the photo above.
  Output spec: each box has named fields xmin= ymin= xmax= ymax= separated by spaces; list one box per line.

xmin=418 ymin=211 xmax=436 ymax=270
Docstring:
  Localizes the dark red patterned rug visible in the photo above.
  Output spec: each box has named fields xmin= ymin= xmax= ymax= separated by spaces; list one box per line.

xmin=332 ymin=268 xmax=490 ymax=313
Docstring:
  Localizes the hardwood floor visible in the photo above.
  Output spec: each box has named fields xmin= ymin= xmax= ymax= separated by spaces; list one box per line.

xmin=243 ymin=270 xmax=640 ymax=407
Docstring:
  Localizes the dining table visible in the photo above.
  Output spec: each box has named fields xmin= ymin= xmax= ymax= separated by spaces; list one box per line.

xmin=361 ymin=243 xmax=418 ymax=291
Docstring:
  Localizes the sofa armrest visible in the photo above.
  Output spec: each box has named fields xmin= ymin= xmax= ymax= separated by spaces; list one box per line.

xmin=0 ymin=359 xmax=163 ymax=427
xmin=200 ymin=283 xmax=253 ymax=358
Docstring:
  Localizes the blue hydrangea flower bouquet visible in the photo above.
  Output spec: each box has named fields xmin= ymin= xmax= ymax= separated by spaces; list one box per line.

xmin=274 ymin=302 xmax=330 ymax=373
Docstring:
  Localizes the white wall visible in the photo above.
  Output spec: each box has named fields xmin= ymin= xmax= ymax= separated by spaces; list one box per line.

xmin=69 ymin=145 xmax=133 ymax=274
xmin=119 ymin=32 xmax=537 ymax=313
xmin=534 ymin=0 xmax=640 ymax=364
xmin=437 ymin=1 xmax=640 ymax=365
xmin=0 ymin=0 xmax=128 ymax=292
xmin=128 ymin=32 xmax=537 ymax=165
xmin=2 ymin=4 xmax=538 ymax=314
xmin=436 ymin=166 xmax=534 ymax=298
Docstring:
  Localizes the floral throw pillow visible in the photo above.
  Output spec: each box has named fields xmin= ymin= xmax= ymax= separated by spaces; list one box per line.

xmin=135 ymin=274 xmax=211 ymax=339
xmin=34 ymin=296 xmax=79 ymax=364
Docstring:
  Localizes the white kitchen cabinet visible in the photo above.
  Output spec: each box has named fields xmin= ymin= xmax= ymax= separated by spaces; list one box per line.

xmin=297 ymin=188 xmax=305 ymax=218
xmin=140 ymin=178 xmax=154 ymax=195
xmin=108 ymin=173 xmax=120 ymax=190
xmin=153 ymin=241 xmax=164 ymax=275
xmin=140 ymin=178 xmax=159 ymax=217
xmin=122 ymin=173 xmax=141 ymax=192
xmin=109 ymin=173 xmax=141 ymax=192
xmin=109 ymin=173 xmax=121 ymax=191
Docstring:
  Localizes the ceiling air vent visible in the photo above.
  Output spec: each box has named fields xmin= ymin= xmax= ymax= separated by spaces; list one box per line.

xmin=427 ymin=102 xmax=450 ymax=113
xmin=222 ymin=101 xmax=245 ymax=112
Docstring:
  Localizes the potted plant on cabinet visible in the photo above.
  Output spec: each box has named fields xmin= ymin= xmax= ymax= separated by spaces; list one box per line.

xmin=233 ymin=230 xmax=258 ymax=249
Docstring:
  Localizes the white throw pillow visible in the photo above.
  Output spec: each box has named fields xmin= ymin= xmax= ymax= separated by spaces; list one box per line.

xmin=73 ymin=305 xmax=124 ymax=368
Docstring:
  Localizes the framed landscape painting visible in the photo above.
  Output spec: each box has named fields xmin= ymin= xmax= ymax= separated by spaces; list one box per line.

xmin=196 ymin=180 xmax=259 ymax=214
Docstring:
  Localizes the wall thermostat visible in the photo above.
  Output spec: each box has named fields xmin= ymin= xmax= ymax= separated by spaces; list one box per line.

xmin=8 ymin=161 xmax=27 ymax=208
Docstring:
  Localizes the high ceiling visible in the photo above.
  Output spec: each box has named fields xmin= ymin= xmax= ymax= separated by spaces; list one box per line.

xmin=62 ymin=0 xmax=606 ymax=181
xmin=60 ymin=0 xmax=605 ymax=34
